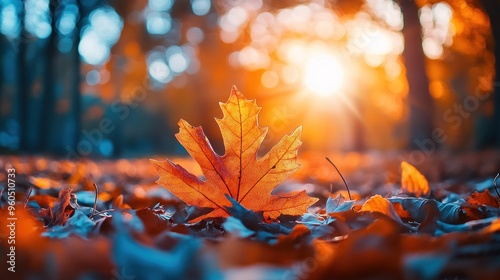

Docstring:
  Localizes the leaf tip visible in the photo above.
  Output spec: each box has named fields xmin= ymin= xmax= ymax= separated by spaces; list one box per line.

xmin=230 ymin=85 xmax=250 ymax=101
xmin=295 ymin=125 xmax=303 ymax=134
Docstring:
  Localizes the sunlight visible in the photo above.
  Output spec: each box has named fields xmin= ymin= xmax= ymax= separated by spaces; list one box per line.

xmin=303 ymin=53 xmax=344 ymax=96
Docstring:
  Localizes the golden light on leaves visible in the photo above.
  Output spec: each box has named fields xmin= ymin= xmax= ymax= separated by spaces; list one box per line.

xmin=360 ymin=194 xmax=403 ymax=223
xmin=401 ymin=161 xmax=430 ymax=197
xmin=151 ymin=86 xmax=318 ymax=221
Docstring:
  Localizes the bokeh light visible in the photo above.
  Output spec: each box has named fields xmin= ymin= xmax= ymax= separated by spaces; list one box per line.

xmin=25 ymin=0 xmax=52 ymax=39
xmin=79 ymin=6 xmax=123 ymax=65
xmin=146 ymin=12 xmax=172 ymax=35
xmin=419 ymin=2 xmax=453 ymax=59
xmin=191 ymin=0 xmax=211 ymax=16
xmin=0 ymin=0 xmax=490 ymax=157
xmin=0 ymin=2 xmax=21 ymax=38
xmin=261 ymin=70 xmax=279 ymax=88
xmin=304 ymin=53 xmax=344 ymax=96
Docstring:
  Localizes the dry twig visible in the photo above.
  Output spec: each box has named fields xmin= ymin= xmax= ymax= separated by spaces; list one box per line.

xmin=325 ymin=157 xmax=352 ymax=200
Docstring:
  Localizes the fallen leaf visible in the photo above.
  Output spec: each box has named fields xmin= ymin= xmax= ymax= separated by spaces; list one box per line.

xmin=40 ymin=188 xmax=79 ymax=226
xmin=277 ymin=224 xmax=310 ymax=245
xmin=151 ymin=87 xmax=318 ymax=221
xmin=223 ymin=217 xmax=255 ymax=238
xmin=393 ymin=202 xmax=412 ymax=220
xmin=112 ymin=212 xmax=211 ymax=280
xmin=483 ymin=217 xmax=500 ymax=233
xmin=326 ymin=194 xmax=355 ymax=213
xmin=42 ymin=210 xmax=95 ymax=239
xmin=388 ymin=197 xmax=462 ymax=224
xmin=437 ymin=216 xmax=499 ymax=234
xmin=360 ymin=194 xmax=403 ymax=224
xmin=135 ymin=205 xmax=171 ymax=236
xmin=401 ymin=161 xmax=430 ymax=197
xmin=466 ymin=189 xmax=499 ymax=208
xmin=299 ymin=213 xmax=325 ymax=225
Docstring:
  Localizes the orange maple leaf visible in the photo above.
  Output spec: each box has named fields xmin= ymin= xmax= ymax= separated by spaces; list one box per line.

xmin=360 ymin=194 xmax=403 ymax=224
xmin=467 ymin=189 xmax=499 ymax=208
xmin=401 ymin=161 xmax=430 ymax=197
xmin=151 ymin=86 xmax=318 ymax=221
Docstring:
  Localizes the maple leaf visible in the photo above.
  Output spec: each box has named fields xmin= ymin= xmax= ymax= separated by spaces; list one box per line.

xmin=151 ymin=86 xmax=318 ymax=221
xmin=466 ymin=189 xmax=499 ymax=208
xmin=401 ymin=161 xmax=430 ymax=197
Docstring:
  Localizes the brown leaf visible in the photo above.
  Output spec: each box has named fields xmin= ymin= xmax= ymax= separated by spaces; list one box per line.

xmin=41 ymin=188 xmax=78 ymax=226
xmin=151 ymin=87 xmax=317 ymax=221
xmin=401 ymin=161 xmax=430 ymax=197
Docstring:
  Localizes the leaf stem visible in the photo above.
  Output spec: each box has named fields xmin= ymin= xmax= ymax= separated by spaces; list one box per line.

xmin=91 ymin=183 xmax=98 ymax=218
xmin=325 ymin=157 xmax=352 ymax=200
xmin=24 ymin=187 xmax=33 ymax=207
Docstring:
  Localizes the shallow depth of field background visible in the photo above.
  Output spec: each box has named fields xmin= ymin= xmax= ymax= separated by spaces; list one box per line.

xmin=0 ymin=0 xmax=498 ymax=159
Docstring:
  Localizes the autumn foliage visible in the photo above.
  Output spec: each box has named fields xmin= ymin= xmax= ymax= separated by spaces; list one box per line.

xmin=1 ymin=89 xmax=500 ymax=279
xmin=151 ymin=86 xmax=318 ymax=221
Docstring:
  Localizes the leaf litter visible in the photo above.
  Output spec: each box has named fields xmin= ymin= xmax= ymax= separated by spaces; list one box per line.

xmin=1 ymin=88 xmax=500 ymax=279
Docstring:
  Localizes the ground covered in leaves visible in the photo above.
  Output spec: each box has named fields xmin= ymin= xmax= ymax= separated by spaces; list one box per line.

xmin=1 ymin=151 xmax=500 ymax=280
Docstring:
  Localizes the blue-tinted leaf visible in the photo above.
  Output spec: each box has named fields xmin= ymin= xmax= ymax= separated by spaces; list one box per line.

xmin=42 ymin=210 xmax=95 ymax=239
xmin=224 ymin=194 xmax=261 ymax=229
xmin=388 ymin=197 xmax=462 ymax=224
xmin=436 ymin=216 xmax=498 ymax=235
xmin=474 ymin=178 xmax=495 ymax=192
xmin=223 ymin=217 xmax=255 ymax=238
xmin=112 ymin=212 xmax=219 ymax=280
xmin=326 ymin=195 xmax=355 ymax=214
xmin=299 ymin=213 xmax=324 ymax=225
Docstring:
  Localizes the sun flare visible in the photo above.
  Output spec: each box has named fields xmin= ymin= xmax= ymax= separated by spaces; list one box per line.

xmin=303 ymin=53 xmax=344 ymax=96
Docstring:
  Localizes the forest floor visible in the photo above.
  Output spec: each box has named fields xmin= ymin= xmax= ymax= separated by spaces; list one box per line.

xmin=1 ymin=151 xmax=500 ymax=280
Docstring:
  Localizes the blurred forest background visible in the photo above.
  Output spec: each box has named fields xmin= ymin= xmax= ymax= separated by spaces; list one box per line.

xmin=0 ymin=0 xmax=498 ymax=158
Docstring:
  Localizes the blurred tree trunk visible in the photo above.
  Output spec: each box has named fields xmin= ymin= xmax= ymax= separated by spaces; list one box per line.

xmin=400 ymin=1 xmax=434 ymax=149
xmin=17 ymin=2 xmax=29 ymax=152
xmin=70 ymin=0 xmax=83 ymax=155
xmin=110 ymin=0 xmax=145 ymax=157
xmin=39 ymin=2 xmax=58 ymax=153
xmin=480 ymin=0 xmax=500 ymax=148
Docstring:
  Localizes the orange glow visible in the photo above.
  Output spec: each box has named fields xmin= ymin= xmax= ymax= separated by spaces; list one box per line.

xmin=261 ymin=70 xmax=279 ymax=88
xmin=303 ymin=53 xmax=344 ymax=96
